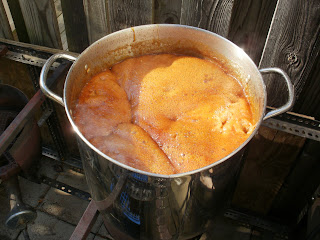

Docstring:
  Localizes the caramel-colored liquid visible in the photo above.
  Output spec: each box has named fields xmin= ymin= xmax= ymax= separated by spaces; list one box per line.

xmin=74 ymin=54 xmax=256 ymax=174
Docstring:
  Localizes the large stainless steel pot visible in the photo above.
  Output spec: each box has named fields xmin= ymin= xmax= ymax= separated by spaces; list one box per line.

xmin=40 ymin=24 xmax=294 ymax=239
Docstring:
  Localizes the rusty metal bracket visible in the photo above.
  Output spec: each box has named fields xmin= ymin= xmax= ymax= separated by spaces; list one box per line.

xmin=69 ymin=201 xmax=99 ymax=240
xmin=42 ymin=146 xmax=83 ymax=173
xmin=0 ymin=39 xmax=78 ymax=68
xmin=37 ymin=109 xmax=53 ymax=127
xmin=28 ymin=64 xmax=68 ymax=161
xmin=262 ymin=108 xmax=320 ymax=141
xmin=5 ymin=50 xmax=60 ymax=70
xmin=41 ymin=176 xmax=91 ymax=201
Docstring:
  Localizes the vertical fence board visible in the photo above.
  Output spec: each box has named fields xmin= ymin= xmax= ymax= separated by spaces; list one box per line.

xmin=55 ymin=0 xmax=62 ymax=16
xmin=61 ymin=0 xmax=89 ymax=53
xmin=0 ymin=0 xmax=13 ymax=39
xmin=232 ymin=127 xmax=305 ymax=215
xmin=233 ymin=0 xmax=320 ymax=219
xmin=83 ymin=0 xmax=109 ymax=44
xmin=108 ymin=0 xmax=153 ymax=33
xmin=268 ymin=140 xmax=320 ymax=224
xmin=227 ymin=0 xmax=277 ymax=65
xmin=154 ymin=0 xmax=182 ymax=24
xmin=180 ymin=0 xmax=234 ymax=37
xmin=18 ymin=0 xmax=62 ymax=49
xmin=6 ymin=0 xmax=29 ymax=43
xmin=293 ymin=54 xmax=320 ymax=117
xmin=259 ymin=0 xmax=320 ymax=107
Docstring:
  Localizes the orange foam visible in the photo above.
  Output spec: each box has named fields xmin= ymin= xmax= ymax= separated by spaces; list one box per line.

xmin=74 ymin=54 xmax=256 ymax=174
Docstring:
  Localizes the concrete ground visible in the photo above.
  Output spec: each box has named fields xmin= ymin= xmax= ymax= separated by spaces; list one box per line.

xmin=0 ymin=156 xmax=111 ymax=240
xmin=0 ymin=156 xmax=284 ymax=240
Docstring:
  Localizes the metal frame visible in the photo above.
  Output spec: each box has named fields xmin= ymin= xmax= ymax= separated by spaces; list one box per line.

xmin=1 ymin=38 xmax=319 ymax=239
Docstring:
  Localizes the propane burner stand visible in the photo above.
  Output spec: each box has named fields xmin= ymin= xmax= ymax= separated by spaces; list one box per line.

xmin=39 ymin=174 xmax=292 ymax=239
xmin=1 ymin=38 xmax=319 ymax=239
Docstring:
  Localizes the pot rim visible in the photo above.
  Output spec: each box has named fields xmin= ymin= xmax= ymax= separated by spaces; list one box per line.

xmin=63 ymin=24 xmax=267 ymax=178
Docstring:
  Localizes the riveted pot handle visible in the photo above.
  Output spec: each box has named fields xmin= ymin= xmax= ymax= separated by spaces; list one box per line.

xmin=260 ymin=67 xmax=295 ymax=120
xmin=40 ymin=53 xmax=77 ymax=107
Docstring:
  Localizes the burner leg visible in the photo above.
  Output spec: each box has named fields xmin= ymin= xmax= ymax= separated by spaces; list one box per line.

xmin=70 ymin=201 xmax=99 ymax=240
xmin=22 ymin=227 xmax=31 ymax=240
xmin=4 ymin=176 xmax=37 ymax=229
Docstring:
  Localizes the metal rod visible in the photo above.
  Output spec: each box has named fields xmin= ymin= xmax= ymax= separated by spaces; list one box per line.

xmin=41 ymin=176 xmax=91 ymax=201
xmin=69 ymin=201 xmax=99 ymax=240
xmin=0 ymin=90 xmax=44 ymax=156
xmin=22 ymin=228 xmax=31 ymax=240
xmin=5 ymin=176 xmax=23 ymax=208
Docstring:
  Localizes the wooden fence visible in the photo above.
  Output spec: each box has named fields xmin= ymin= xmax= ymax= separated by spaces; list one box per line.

xmin=1 ymin=0 xmax=320 ymax=228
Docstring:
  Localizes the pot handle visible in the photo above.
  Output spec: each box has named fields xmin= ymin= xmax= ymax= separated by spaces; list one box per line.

xmin=40 ymin=53 xmax=77 ymax=107
xmin=260 ymin=67 xmax=295 ymax=120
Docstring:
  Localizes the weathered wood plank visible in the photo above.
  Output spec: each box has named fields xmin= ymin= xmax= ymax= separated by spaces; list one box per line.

xmin=268 ymin=140 xmax=320 ymax=224
xmin=54 ymin=0 xmax=62 ymax=17
xmin=154 ymin=0 xmax=182 ymax=24
xmin=268 ymin=0 xmax=320 ymax=225
xmin=180 ymin=0 xmax=234 ymax=37
xmin=232 ymin=0 xmax=320 ymax=219
xmin=60 ymin=0 xmax=89 ymax=53
xmin=83 ymin=0 xmax=109 ymax=44
xmin=0 ymin=0 xmax=13 ymax=40
xmin=53 ymin=0 xmax=64 ymax=33
xmin=293 ymin=52 xmax=320 ymax=118
xmin=18 ymin=0 xmax=62 ymax=49
xmin=227 ymin=0 xmax=277 ymax=65
xmin=6 ymin=0 xmax=30 ymax=43
xmin=108 ymin=0 xmax=153 ymax=33
xmin=259 ymin=0 xmax=320 ymax=107
xmin=57 ymin=12 xmax=65 ymax=33
xmin=61 ymin=30 xmax=67 ymax=50
xmin=232 ymin=126 xmax=305 ymax=215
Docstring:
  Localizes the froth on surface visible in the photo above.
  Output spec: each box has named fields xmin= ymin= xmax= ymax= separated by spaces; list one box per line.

xmin=74 ymin=54 xmax=256 ymax=174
